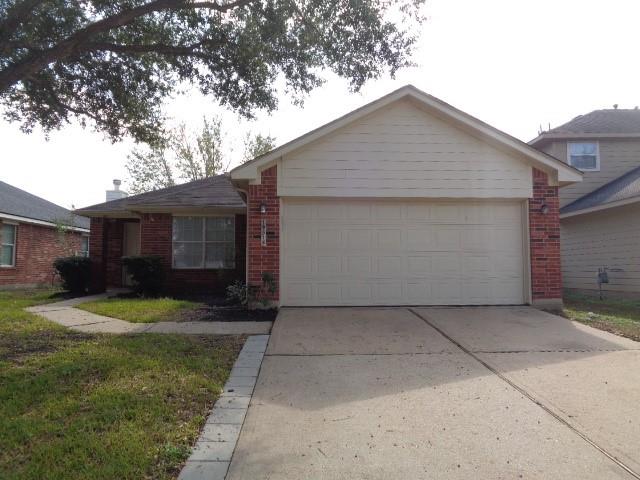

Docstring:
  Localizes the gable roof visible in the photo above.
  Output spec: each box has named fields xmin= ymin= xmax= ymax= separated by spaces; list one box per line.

xmin=561 ymin=165 xmax=640 ymax=218
xmin=75 ymin=174 xmax=245 ymax=217
xmin=0 ymin=180 xmax=89 ymax=230
xmin=530 ymin=109 xmax=640 ymax=146
xmin=231 ymin=84 xmax=582 ymax=186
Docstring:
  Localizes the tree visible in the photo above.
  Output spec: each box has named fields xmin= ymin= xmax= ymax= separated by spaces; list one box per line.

xmin=125 ymin=116 xmax=274 ymax=193
xmin=242 ymin=132 xmax=275 ymax=162
xmin=0 ymin=1 xmax=425 ymax=144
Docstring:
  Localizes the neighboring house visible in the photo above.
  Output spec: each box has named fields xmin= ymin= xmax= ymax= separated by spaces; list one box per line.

xmin=530 ymin=109 xmax=640 ymax=297
xmin=77 ymin=85 xmax=581 ymax=308
xmin=0 ymin=180 xmax=90 ymax=288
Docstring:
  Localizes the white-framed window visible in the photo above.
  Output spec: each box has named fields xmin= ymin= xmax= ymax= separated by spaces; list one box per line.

xmin=172 ymin=216 xmax=235 ymax=269
xmin=79 ymin=235 xmax=89 ymax=257
xmin=1 ymin=223 xmax=17 ymax=267
xmin=568 ymin=141 xmax=600 ymax=171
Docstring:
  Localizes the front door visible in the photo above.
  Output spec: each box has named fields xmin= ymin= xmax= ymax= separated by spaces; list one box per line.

xmin=122 ymin=222 xmax=141 ymax=286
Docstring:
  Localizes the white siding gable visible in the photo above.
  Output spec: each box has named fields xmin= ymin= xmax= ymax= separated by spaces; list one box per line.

xmin=278 ymin=100 xmax=532 ymax=198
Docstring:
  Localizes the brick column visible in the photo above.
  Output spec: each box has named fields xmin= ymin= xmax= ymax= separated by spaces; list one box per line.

xmin=88 ymin=217 xmax=106 ymax=292
xmin=247 ymin=166 xmax=279 ymax=305
xmin=139 ymin=213 xmax=172 ymax=267
xmin=529 ymin=168 xmax=562 ymax=309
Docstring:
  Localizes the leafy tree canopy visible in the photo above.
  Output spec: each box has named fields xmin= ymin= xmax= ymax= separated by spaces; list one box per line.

xmin=0 ymin=0 xmax=425 ymax=144
xmin=125 ymin=116 xmax=275 ymax=193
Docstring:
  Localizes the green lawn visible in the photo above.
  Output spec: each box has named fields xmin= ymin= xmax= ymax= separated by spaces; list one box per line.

xmin=77 ymin=297 xmax=202 ymax=323
xmin=563 ymin=292 xmax=640 ymax=341
xmin=0 ymin=289 xmax=243 ymax=480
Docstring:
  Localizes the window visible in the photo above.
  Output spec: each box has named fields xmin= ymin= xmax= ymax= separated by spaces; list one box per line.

xmin=172 ymin=216 xmax=235 ymax=269
xmin=1 ymin=223 xmax=16 ymax=267
xmin=568 ymin=142 xmax=599 ymax=171
xmin=79 ymin=236 xmax=89 ymax=257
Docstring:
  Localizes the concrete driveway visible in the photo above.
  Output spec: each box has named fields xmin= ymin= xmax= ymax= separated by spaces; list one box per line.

xmin=227 ymin=307 xmax=640 ymax=479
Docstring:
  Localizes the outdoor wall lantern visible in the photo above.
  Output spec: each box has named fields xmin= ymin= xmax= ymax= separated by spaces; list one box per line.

xmin=539 ymin=201 xmax=549 ymax=215
xmin=260 ymin=202 xmax=267 ymax=214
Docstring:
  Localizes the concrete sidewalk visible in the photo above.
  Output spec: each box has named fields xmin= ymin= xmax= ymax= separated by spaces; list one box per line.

xmin=26 ymin=293 xmax=272 ymax=335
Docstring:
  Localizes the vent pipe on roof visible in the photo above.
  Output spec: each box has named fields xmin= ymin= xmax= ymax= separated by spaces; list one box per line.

xmin=106 ymin=179 xmax=128 ymax=201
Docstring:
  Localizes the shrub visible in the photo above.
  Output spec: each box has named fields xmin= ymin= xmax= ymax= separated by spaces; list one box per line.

xmin=226 ymin=280 xmax=249 ymax=306
xmin=122 ymin=255 xmax=164 ymax=296
xmin=53 ymin=256 xmax=92 ymax=294
xmin=226 ymin=272 xmax=277 ymax=308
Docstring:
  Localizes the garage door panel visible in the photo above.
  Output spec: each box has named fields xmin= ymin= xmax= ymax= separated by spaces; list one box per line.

xmin=346 ymin=256 xmax=372 ymax=275
xmin=317 ymin=229 xmax=342 ymax=248
xmin=377 ymin=256 xmax=403 ymax=276
xmin=346 ymin=229 xmax=372 ymax=248
xmin=376 ymin=229 xmax=403 ymax=248
xmin=281 ymin=199 xmax=525 ymax=306
xmin=407 ymin=228 xmax=434 ymax=249
xmin=317 ymin=283 xmax=340 ymax=303
xmin=407 ymin=256 xmax=432 ymax=275
xmin=285 ymin=255 xmax=313 ymax=275
xmin=285 ymin=227 xmax=312 ymax=249
xmin=317 ymin=256 xmax=341 ymax=274
xmin=347 ymin=203 xmax=372 ymax=220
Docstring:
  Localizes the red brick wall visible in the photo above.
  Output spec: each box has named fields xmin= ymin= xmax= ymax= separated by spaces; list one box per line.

xmin=0 ymin=220 xmax=84 ymax=288
xmin=529 ymin=168 xmax=562 ymax=304
xmin=89 ymin=217 xmax=106 ymax=292
xmin=139 ymin=212 xmax=246 ymax=294
xmin=247 ymin=166 xmax=279 ymax=303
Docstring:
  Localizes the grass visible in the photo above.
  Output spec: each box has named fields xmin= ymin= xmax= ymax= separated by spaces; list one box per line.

xmin=76 ymin=297 xmax=202 ymax=323
xmin=0 ymin=289 xmax=243 ymax=480
xmin=563 ymin=292 xmax=640 ymax=341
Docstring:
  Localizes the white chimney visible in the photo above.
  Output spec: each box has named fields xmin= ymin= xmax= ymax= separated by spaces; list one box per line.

xmin=106 ymin=179 xmax=128 ymax=201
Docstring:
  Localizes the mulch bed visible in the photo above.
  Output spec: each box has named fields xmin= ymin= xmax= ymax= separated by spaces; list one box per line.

xmin=112 ymin=292 xmax=278 ymax=323
xmin=174 ymin=305 xmax=278 ymax=323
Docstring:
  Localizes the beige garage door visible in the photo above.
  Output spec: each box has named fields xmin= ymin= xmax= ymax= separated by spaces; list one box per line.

xmin=281 ymin=199 xmax=526 ymax=306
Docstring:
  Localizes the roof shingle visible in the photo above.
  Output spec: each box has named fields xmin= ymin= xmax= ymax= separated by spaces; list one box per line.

xmin=75 ymin=174 xmax=245 ymax=216
xmin=561 ymin=165 xmax=640 ymax=215
xmin=0 ymin=180 xmax=89 ymax=229
xmin=546 ymin=109 xmax=640 ymax=135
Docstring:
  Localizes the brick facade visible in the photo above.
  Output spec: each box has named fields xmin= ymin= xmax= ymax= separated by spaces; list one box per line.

xmin=246 ymin=166 xmax=280 ymax=303
xmin=89 ymin=213 xmax=246 ymax=294
xmin=89 ymin=217 xmax=106 ymax=292
xmin=88 ymin=165 xmax=563 ymax=306
xmin=0 ymin=220 xmax=84 ymax=288
xmin=529 ymin=168 xmax=562 ymax=307
xmin=139 ymin=213 xmax=246 ymax=293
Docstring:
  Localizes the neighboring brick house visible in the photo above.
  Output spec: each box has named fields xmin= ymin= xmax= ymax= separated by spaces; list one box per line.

xmin=531 ymin=108 xmax=640 ymax=297
xmin=0 ymin=180 xmax=90 ymax=288
xmin=77 ymin=86 xmax=581 ymax=308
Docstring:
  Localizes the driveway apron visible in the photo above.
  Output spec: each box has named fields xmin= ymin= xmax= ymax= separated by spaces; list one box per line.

xmin=226 ymin=307 xmax=638 ymax=479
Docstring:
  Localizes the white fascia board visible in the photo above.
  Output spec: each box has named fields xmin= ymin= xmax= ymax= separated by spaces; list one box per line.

xmin=0 ymin=212 xmax=90 ymax=233
xmin=560 ymin=196 xmax=640 ymax=219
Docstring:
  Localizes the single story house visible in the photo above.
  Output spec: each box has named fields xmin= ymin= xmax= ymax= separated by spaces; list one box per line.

xmin=77 ymin=85 xmax=582 ymax=308
xmin=0 ymin=180 xmax=90 ymax=288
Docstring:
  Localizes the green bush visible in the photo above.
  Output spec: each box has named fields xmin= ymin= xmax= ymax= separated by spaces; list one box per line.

xmin=122 ymin=255 xmax=164 ymax=296
xmin=53 ymin=256 xmax=92 ymax=294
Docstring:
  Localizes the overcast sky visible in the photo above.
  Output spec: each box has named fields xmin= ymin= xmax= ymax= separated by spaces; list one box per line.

xmin=2 ymin=0 xmax=639 ymax=210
